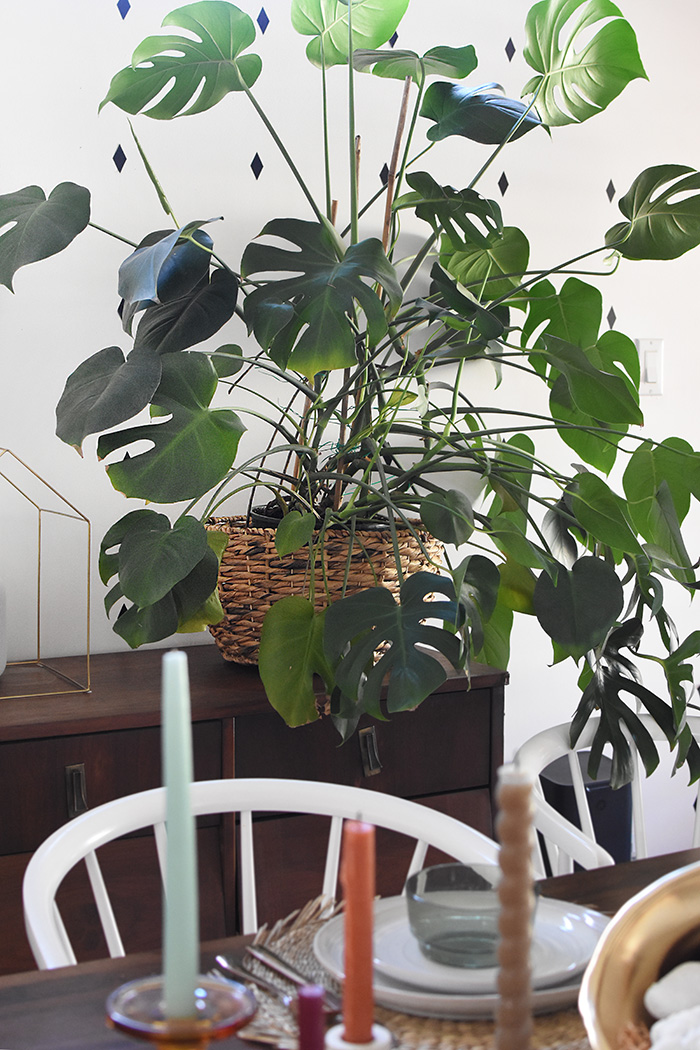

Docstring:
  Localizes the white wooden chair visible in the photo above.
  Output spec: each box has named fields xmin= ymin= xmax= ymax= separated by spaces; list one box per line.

xmin=23 ymin=777 xmax=500 ymax=970
xmin=514 ymin=715 xmax=700 ymax=876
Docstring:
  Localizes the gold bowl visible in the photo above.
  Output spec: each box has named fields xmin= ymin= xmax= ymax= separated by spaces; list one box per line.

xmin=580 ymin=860 xmax=700 ymax=1050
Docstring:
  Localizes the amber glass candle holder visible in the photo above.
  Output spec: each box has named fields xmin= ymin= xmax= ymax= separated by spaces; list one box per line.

xmin=106 ymin=974 xmax=257 ymax=1049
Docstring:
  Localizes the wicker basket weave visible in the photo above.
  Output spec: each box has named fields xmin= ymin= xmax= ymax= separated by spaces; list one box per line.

xmin=205 ymin=515 xmax=443 ymax=665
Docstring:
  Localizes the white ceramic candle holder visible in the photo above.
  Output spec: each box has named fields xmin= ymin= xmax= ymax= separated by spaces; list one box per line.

xmin=324 ymin=1022 xmax=393 ymax=1050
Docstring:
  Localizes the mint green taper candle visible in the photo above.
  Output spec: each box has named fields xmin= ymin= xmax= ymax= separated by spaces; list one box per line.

xmin=162 ymin=649 xmax=199 ymax=1019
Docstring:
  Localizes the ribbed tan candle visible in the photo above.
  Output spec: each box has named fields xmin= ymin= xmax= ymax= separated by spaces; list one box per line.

xmin=494 ymin=764 xmax=535 ymax=1050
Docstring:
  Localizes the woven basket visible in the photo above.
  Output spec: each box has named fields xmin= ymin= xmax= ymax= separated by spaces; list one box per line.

xmin=205 ymin=515 xmax=443 ymax=665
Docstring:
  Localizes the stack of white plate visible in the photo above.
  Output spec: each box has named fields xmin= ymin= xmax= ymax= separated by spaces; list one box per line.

xmin=313 ymin=896 xmax=609 ymax=1020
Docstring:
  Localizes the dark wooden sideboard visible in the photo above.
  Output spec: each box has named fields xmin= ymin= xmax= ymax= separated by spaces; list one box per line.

xmin=0 ymin=645 xmax=506 ymax=975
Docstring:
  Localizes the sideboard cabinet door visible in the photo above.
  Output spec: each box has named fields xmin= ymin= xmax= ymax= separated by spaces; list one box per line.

xmin=0 ymin=719 xmax=224 ymax=973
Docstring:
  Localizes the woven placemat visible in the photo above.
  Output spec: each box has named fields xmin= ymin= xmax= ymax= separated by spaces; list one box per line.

xmin=237 ymin=899 xmax=591 ymax=1050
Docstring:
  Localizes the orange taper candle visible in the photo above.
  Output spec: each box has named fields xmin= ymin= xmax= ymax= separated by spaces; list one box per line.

xmin=494 ymin=763 xmax=536 ymax=1050
xmin=340 ymin=820 xmax=375 ymax=1045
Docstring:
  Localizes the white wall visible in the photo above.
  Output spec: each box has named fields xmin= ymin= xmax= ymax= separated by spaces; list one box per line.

xmin=2 ymin=0 xmax=699 ymax=851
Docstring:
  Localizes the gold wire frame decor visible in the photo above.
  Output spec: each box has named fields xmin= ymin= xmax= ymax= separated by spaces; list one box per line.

xmin=0 ymin=448 xmax=90 ymax=699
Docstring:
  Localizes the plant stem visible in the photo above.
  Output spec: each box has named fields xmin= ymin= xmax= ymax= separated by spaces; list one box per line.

xmin=490 ymin=243 xmax=618 ymax=308
xmin=128 ymin=120 xmax=177 ymax=223
xmin=242 ymin=86 xmax=325 ymax=225
xmin=382 ymin=76 xmax=413 ymax=254
xmin=468 ymin=82 xmax=544 ymax=191
xmin=402 ymin=82 xmax=546 ymax=292
xmin=320 ymin=44 xmax=333 ymax=220
xmin=395 ymin=61 xmax=426 ymax=192
xmin=340 ymin=183 xmax=387 ymax=238
xmin=347 ymin=0 xmax=358 ymax=244
xmin=88 ymin=222 xmax=138 ymax=248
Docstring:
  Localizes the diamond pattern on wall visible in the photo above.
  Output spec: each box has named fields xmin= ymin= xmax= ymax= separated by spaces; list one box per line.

xmin=606 ymin=179 xmax=616 ymax=202
xmin=257 ymin=8 xmax=270 ymax=34
xmin=113 ymin=145 xmax=127 ymax=172
xmin=117 ymin=0 xmax=130 ymax=17
xmin=389 ymin=32 xmax=398 ymax=47
xmin=498 ymin=172 xmax=509 ymax=196
xmin=379 ymin=163 xmax=389 ymax=186
xmin=505 ymin=38 xmax=516 ymax=62
xmin=251 ymin=153 xmax=264 ymax=180
xmin=607 ymin=306 xmax=617 ymax=329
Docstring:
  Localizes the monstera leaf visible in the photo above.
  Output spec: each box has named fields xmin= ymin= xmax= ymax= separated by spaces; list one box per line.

xmin=133 ymin=268 xmax=239 ymax=354
xmin=100 ymin=1 xmax=262 ymax=118
xmin=291 ymin=0 xmax=409 ymax=68
xmin=522 ymin=0 xmax=647 ymax=127
xmin=605 ymin=166 xmax=700 ymax=260
xmin=440 ymin=225 xmax=529 ymax=301
xmin=0 ymin=183 xmax=90 ymax=291
xmin=524 ymin=279 xmax=640 ymax=390
xmin=623 ymin=438 xmax=700 ymax=582
xmin=657 ymin=630 xmax=700 ymax=740
xmin=549 ymin=374 xmax=625 ymax=474
xmin=624 ymin=438 xmax=700 ymax=533
xmin=543 ymin=496 xmax=579 ymax=568
xmin=56 ymin=345 xmax=163 ymax=450
xmin=274 ymin=511 xmax=316 ymax=556
xmin=571 ymin=630 xmax=700 ymax=788
xmin=533 ymin=556 xmax=624 ymax=660
xmin=101 ymin=510 xmax=209 ymax=607
xmin=429 ymin=264 xmax=506 ymax=342
xmin=451 ymin=554 xmax=501 ymax=656
xmin=394 ymin=172 xmax=502 ymax=251
xmin=571 ymin=473 xmax=644 ymax=556
xmin=353 ymin=45 xmax=477 ymax=82
xmin=118 ymin=220 xmax=218 ymax=325
xmin=420 ymin=489 xmax=474 ymax=545
xmin=324 ymin=573 xmax=463 ymax=717
xmin=97 ymin=352 xmax=245 ymax=502
xmin=472 ymin=597 xmax=513 ymax=671
xmin=421 ymin=82 xmax=542 ymax=144
xmin=99 ymin=510 xmax=223 ymax=647
xmin=521 ymin=279 xmax=640 ymax=470
xmin=242 ymin=219 xmax=401 ymax=378
xmin=522 ymin=277 xmax=603 ymax=353
xmin=536 ymin=335 xmax=642 ymax=425
xmin=258 ymin=596 xmax=335 ymax=726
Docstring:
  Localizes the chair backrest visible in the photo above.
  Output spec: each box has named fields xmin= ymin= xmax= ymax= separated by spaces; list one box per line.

xmin=23 ymin=777 xmax=499 ymax=970
xmin=514 ymin=715 xmax=700 ymax=876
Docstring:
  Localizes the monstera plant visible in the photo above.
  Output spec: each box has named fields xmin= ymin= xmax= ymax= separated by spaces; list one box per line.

xmin=3 ymin=0 xmax=700 ymax=785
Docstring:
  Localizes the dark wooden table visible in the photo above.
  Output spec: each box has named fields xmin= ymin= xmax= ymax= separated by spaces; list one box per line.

xmin=2 ymin=849 xmax=699 ymax=1050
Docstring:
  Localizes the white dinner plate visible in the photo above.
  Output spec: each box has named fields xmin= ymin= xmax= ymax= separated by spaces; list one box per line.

xmin=313 ymin=895 xmax=609 ymax=1019
xmin=370 ymin=896 xmax=604 ymax=992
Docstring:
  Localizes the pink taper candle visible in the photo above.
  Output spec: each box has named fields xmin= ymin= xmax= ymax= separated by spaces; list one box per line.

xmin=340 ymin=821 xmax=375 ymax=1045
xmin=494 ymin=764 xmax=535 ymax=1050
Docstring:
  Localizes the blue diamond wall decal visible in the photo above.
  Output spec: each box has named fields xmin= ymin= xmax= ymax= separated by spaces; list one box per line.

xmin=251 ymin=153 xmax=263 ymax=180
xmin=257 ymin=8 xmax=269 ymax=33
xmin=113 ymin=145 xmax=127 ymax=172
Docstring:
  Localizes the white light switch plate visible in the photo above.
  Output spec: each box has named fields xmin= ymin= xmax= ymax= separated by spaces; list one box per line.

xmin=637 ymin=338 xmax=664 ymax=396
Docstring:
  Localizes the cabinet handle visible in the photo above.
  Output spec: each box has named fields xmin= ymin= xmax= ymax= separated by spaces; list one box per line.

xmin=358 ymin=727 xmax=382 ymax=777
xmin=65 ymin=763 xmax=89 ymax=819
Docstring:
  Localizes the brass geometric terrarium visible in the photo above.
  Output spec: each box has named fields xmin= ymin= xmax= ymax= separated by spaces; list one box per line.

xmin=0 ymin=448 xmax=90 ymax=698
